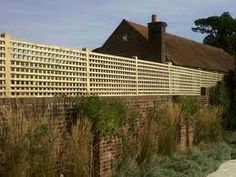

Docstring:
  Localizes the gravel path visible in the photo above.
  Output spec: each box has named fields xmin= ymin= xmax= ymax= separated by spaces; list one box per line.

xmin=207 ymin=160 xmax=236 ymax=177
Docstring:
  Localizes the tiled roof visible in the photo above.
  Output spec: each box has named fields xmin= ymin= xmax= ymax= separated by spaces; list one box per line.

xmin=127 ymin=20 xmax=235 ymax=72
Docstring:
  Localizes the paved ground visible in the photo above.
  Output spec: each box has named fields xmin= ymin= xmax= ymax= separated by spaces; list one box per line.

xmin=207 ymin=160 xmax=236 ymax=177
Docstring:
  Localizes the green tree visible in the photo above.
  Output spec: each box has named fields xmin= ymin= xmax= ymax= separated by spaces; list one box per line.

xmin=192 ymin=12 xmax=236 ymax=56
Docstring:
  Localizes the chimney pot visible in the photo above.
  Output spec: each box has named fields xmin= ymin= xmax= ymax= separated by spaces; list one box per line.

xmin=148 ymin=15 xmax=167 ymax=63
xmin=151 ymin=14 xmax=157 ymax=23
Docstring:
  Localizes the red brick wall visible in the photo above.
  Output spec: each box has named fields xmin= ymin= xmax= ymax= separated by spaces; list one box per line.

xmin=94 ymin=95 xmax=207 ymax=177
xmin=95 ymin=96 xmax=164 ymax=177
xmin=179 ymin=123 xmax=194 ymax=150
xmin=0 ymin=96 xmax=208 ymax=177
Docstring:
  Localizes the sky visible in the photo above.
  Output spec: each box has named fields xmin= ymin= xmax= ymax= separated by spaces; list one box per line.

xmin=0 ymin=0 xmax=235 ymax=49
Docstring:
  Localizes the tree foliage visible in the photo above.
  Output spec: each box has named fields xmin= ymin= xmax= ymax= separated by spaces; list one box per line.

xmin=192 ymin=12 xmax=236 ymax=56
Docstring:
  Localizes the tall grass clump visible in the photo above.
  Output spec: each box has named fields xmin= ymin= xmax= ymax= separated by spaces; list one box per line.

xmin=154 ymin=102 xmax=182 ymax=156
xmin=0 ymin=101 xmax=94 ymax=177
xmin=115 ymin=101 xmax=183 ymax=175
xmin=0 ymin=106 xmax=62 ymax=177
xmin=65 ymin=119 xmax=92 ymax=177
xmin=114 ymin=101 xmax=182 ymax=176
xmin=136 ymin=108 xmax=160 ymax=163
xmin=194 ymin=106 xmax=223 ymax=144
xmin=112 ymin=98 xmax=231 ymax=177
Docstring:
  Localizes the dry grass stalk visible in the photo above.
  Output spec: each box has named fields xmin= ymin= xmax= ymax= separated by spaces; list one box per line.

xmin=137 ymin=101 xmax=182 ymax=162
xmin=65 ymin=118 xmax=92 ymax=177
xmin=0 ymin=104 xmax=63 ymax=177
xmin=156 ymin=102 xmax=182 ymax=155
xmin=194 ymin=106 xmax=223 ymax=144
xmin=0 ymin=98 xmax=94 ymax=177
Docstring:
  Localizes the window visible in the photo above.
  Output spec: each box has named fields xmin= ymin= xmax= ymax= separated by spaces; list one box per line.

xmin=201 ymin=87 xmax=207 ymax=96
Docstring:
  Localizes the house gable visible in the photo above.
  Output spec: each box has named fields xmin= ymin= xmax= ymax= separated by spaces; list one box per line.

xmin=94 ymin=20 xmax=154 ymax=61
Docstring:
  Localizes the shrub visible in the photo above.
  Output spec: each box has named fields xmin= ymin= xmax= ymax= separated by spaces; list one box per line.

xmin=113 ymin=142 xmax=231 ymax=177
xmin=74 ymin=96 xmax=127 ymax=136
xmin=224 ymin=132 xmax=236 ymax=159
xmin=194 ymin=106 xmax=223 ymax=144
xmin=209 ymin=77 xmax=236 ymax=130
xmin=202 ymin=141 xmax=231 ymax=162
xmin=209 ymin=81 xmax=230 ymax=110
xmin=113 ymin=157 xmax=140 ymax=177
xmin=188 ymin=152 xmax=216 ymax=175
xmin=177 ymin=96 xmax=199 ymax=118
xmin=159 ymin=155 xmax=202 ymax=177
xmin=156 ymin=142 xmax=231 ymax=177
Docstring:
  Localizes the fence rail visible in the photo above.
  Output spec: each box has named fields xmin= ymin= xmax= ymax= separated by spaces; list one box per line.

xmin=0 ymin=33 xmax=223 ymax=97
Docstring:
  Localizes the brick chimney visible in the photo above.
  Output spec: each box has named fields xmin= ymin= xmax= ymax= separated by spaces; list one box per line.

xmin=148 ymin=14 xmax=167 ymax=63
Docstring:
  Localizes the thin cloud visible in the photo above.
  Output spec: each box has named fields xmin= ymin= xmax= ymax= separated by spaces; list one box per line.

xmin=0 ymin=0 xmax=235 ymax=49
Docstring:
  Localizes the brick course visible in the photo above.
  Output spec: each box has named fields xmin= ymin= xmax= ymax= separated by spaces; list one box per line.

xmin=94 ymin=95 xmax=206 ymax=177
xmin=0 ymin=95 xmax=207 ymax=177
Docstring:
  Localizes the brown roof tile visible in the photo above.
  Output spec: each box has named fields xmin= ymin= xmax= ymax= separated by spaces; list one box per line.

xmin=127 ymin=21 xmax=235 ymax=72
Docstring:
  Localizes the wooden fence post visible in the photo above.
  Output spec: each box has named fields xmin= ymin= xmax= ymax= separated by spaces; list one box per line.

xmin=168 ymin=62 xmax=172 ymax=95
xmin=84 ymin=48 xmax=90 ymax=95
xmin=1 ymin=33 xmax=11 ymax=97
